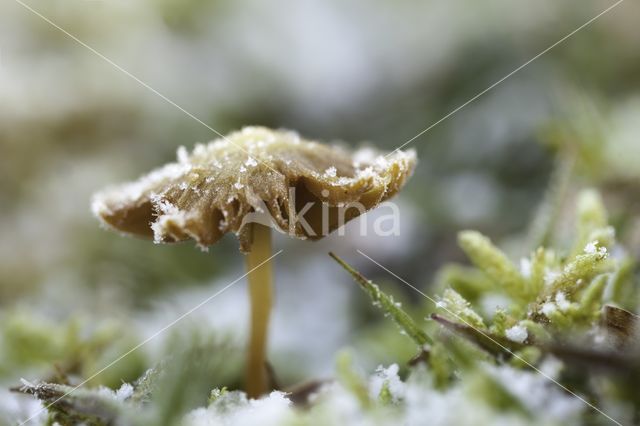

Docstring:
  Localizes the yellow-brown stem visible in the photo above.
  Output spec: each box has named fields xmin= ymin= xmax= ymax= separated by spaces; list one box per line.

xmin=245 ymin=223 xmax=273 ymax=398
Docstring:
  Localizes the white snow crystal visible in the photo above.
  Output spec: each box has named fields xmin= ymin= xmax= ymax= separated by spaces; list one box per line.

xmin=541 ymin=302 xmax=557 ymax=317
xmin=488 ymin=365 xmax=584 ymax=421
xmin=356 ymin=166 xmax=376 ymax=180
xmin=151 ymin=212 xmax=187 ymax=243
xmin=91 ymin=197 xmax=111 ymax=222
xmin=234 ymin=182 xmax=244 ymax=190
xmin=404 ymin=374 xmax=497 ymax=425
xmin=585 ymin=241 xmax=608 ymax=257
xmin=324 ymin=166 xmax=337 ymax=178
xmin=115 ymin=383 xmax=134 ymax=401
xmin=177 ymin=146 xmax=190 ymax=164
xmin=555 ymin=292 xmax=571 ymax=312
xmin=183 ymin=391 xmax=291 ymax=426
xmin=369 ymin=364 xmax=405 ymax=402
xmin=352 ymin=147 xmax=377 ymax=166
xmin=333 ymin=177 xmax=353 ymax=186
xmin=245 ymin=157 xmax=258 ymax=167
xmin=505 ymin=325 xmax=528 ymax=343
xmin=151 ymin=196 xmax=180 ymax=215
xmin=544 ymin=270 xmax=561 ymax=286
xmin=374 ymin=155 xmax=389 ymax=169
xmin=193 ymin=143 xmax=207 ymax=157
xmin=584 ymin=241 xmax=598 ymax=255
xmin=519 ymin=258 xmax=532 ymax=279
xmin=97 ymin=386 xmax=118 ymax=400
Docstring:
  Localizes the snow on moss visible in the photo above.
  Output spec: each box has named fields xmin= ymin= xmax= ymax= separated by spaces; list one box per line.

xmin=584 ymin=241 xmax=607 ymax=256
xmin=520 ymin=258 xmax=532 ymax=279
xmin=505 ymin=324 xmax=528 ymax=344
xmin=183 ymin=391 xmax=292 ymax=426
xmin=488 ymin=365 xmax=584 ymax=422
xmin=540 ymin=301 xmax=557 ymax=318
xmin=554 ymin=292 xmax=572 ymax=312
xmin=96 ymin=383 xmax=134 ymax=402
xmin=369 ymin=364 xmax=405 ymax=403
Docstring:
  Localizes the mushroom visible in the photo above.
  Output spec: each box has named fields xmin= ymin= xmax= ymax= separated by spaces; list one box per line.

xmin=92 ymin=126 xmax=416 ymax=397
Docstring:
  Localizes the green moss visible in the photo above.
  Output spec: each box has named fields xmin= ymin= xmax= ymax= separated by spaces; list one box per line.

xmin=458 ymin=231 xmax=530 ymax=303
xmin=330 ymin=252 xmax=431 ymax=347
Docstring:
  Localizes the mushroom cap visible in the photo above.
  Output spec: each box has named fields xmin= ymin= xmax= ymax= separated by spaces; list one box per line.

xmin=92 ymin=126 xmax=417 ymax=252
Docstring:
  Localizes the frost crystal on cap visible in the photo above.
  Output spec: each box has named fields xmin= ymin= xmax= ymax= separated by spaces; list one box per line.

xmin=92 ymin=126 xmax=417 ymax=252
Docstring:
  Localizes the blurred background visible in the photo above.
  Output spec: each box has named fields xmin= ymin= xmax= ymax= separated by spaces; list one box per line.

xmin=1 ymin=0 xmax=639 ymax=422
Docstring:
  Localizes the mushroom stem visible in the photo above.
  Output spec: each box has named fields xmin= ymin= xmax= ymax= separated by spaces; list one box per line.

xmin=245 ymin=223 xmax=273 ymax=398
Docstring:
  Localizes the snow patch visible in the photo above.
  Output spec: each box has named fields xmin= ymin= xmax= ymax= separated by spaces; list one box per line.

xmin=541 ymin=302 xmax=557 ymax=317
xmin=177 ymin=146 xmax=190 ymax=164
xmin=544 ymin=270 xmax=560 ymax=286
xmin=324 ymin=166 xmax=337 ymax=178
xmin=369 ymin=364 xmax=405 ymax=402
xmin=519 ymin=258 xmax=532 ymax=279
xmin=505 ymin=325 xmax=528 ymax=343
xmin=115 ymin=383 xmax=134 ymax=401
xmin=584 ymin=241 xmax=598 ymax=255
xmin=183 ymin=391 xmax=291 ymax=426
xmin=555 ymin=292 xmax=571 ymax=312
xmin=584 ymin=241 xmax=607 ymax=256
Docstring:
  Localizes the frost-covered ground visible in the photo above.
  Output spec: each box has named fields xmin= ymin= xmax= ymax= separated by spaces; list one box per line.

xmin=4 ymin=188 xmax=640 ymax=425
xmin=5 ymin=362 xmax=588 ymax=426
xmin=183 ymin=362 xmax=584 ymax=426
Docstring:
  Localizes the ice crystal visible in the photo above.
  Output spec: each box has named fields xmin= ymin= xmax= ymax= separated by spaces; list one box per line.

xmin=519 ymin=258 xmax=532 ymax=279
xmin=183 ymin=391 xmax=292 ymax=426
xmin=541 ymin=302 xmax=557 ymax=317
xmin=554 ymin=292 xmax=572 ymax=312
xmin=584 ymin=241 xmax=598 ymax=255
xmin=324 ymin=166 xmax=337 ymax=178
xmin=369 ymin=364 xmax=405 ymax=403
xmin=505 ymin=324 xmax=528 ymax=343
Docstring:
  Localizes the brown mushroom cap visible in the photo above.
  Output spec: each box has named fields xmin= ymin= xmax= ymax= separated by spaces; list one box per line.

xmin=92 ymin=126 xmax=417 ymax=252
